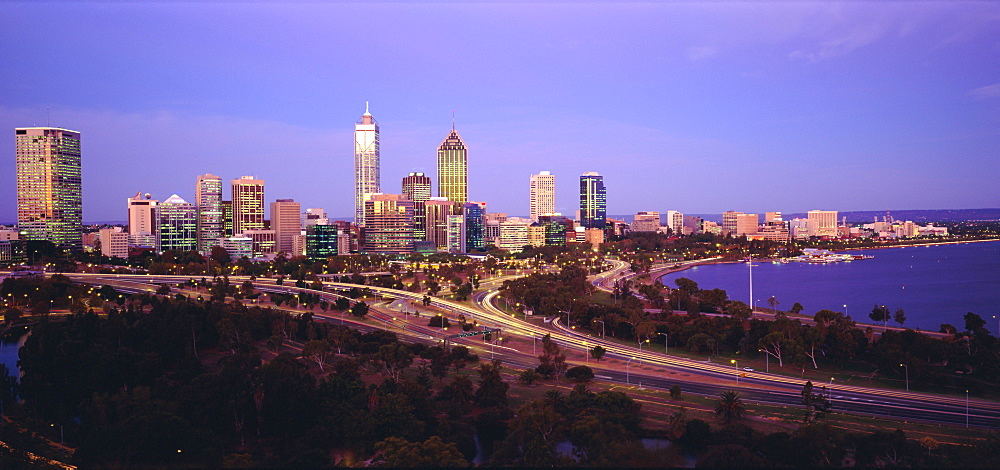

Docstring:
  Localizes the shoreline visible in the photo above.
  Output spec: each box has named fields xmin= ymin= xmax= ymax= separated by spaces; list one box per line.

xmin=649 ymin=237 xmax=1000 ymax=279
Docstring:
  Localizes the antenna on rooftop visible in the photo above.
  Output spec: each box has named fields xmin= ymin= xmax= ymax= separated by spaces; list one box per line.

xmin=452 ymin=110 xmax=455 ymax=131
xmin=47 ymin=107 xmax=50 ymax=127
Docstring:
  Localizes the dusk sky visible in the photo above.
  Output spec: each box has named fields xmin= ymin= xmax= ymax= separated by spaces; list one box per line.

xmin=2 ymin=1 xmax=999 ymax=223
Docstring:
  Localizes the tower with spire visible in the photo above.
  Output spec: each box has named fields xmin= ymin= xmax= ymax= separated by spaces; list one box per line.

xmin=354 ymin=102 xmax=380 ymax=226
xmin=437 ymin=113 xmax=468 ymax=214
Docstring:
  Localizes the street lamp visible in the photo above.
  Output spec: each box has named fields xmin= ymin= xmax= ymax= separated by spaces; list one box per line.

xmin=657 ymin=332 xmax=668 ymax=354
xmin=900 ymin=363 xmax=909 ymax=392
xmin=595 ymin=320 xmax=606 ymax=338
xmin=51 ymin=423 xmax=63 ymax=444
xmin=758 ymin=348 xmax=769 ymax=373
xmin=626 ymin=357 xmax=634 ymax=386
xmin=731 ymin=359 xmax=739 ymax=386
xmin=966 ymin=389 xmax=969 ymax=428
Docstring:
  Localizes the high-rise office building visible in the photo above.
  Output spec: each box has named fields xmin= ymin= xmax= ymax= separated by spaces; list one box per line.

xmin=195 ymin=174 xmax=223 ymax=252
xmin=364 ymin=194 xmax=414 ymax=254
xmin=529 ymin=171 xmax=555 ymax=221
xmin=666 ymin=210 xmax=684 ymax=235
xmin=15 ymin=127 xmax=82 ymax=250
xmin=355 ymin=102 xmax=380 ymax=226
xmin=127 ymin=192 xmax=158 ymax=236
xmin=424 ymin=198 xmax=454 ymax=250
xmin=231 ymin=176 xmax=264 ymax=234
xmin=807 ymin=210 xmax=838 ymax=237
xmin=270 ymin=199 xmax=302 ymax=255
xmin=579 ymin=172 xmax=606 ymax=229
xmin=155 ymin=194 xmax=198 ymax=253
xmin=631 ymin=211 xmax=661 ymax=232
xmin=222 ymin=200 xmax=233 ymax=236
xmin=402 ymin=172 xmax=432 ymax=241
xmin=306 ymin=224 xmax=338 ymax=260
xmin=437 ymin=124 xmax=468 ymax=213
xmin=463 ymin=201 xmax=486 ymax=252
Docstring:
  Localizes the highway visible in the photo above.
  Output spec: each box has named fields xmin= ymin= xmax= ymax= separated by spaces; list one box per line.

xmin=58 ymin=271 xmax=1000 ymax=428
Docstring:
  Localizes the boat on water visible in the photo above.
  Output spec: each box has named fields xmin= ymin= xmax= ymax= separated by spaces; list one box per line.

xmin=785 ymin=248 xmax=873 ymax=263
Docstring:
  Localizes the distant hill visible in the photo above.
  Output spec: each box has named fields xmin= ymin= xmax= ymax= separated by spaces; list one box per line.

xmin=612 ymin=209 xmax=1000 ymax=224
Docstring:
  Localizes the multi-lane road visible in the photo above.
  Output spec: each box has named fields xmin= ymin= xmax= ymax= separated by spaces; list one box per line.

xmin=56 ymin=270 xmax=999 ymax=428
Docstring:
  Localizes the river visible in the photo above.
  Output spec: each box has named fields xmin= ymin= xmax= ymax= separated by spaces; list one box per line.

xmin=660 ymin=241 xmax=1000 ymax=334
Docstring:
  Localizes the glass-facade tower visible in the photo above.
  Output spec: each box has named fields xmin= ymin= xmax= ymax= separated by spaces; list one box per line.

xmin=437 ymin=127 xmax=468 ymax=214
xmin=156 ymin=194 xmax=198 ymax=253
xmin=354 ymin=102 xmax=380 ymax=226
xmin=15 ymin=127 xmax=82 ymax=250
xmin=196 ymin=174 xmax=223 ymax=252
xmin=402 ymin=172 xmax=431 ymax=241
xmin=579 ymin=172 xmax=606 ymax=230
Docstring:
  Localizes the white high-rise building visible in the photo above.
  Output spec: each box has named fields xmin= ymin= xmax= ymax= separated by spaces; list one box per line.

xmin=807 ymin=210 xmax=838 ymax=237
xmin=665 ymin=210 xmax=684 ymax=235
xmin=529 ymin=171 xmax=556 ymax=221
xmin=127 ymin=192 xmax=158 ymax=236
xmin=354 ymin=102 xmax=380 ymax=226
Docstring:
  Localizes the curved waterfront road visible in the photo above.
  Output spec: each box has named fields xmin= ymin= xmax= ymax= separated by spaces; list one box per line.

xmin=59 ymin=271 xmax=1000 ymax=428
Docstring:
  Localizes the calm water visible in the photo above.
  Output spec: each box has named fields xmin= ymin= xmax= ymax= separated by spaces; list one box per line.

xmin=660 ymin=241 xmax=1000 ymax=335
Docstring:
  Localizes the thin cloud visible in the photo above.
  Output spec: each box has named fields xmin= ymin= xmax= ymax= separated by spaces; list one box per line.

xmin=968 ymin=82 xmax=1000 ymax=99
xmin=686 ymin=45 xmax=719 ymax=61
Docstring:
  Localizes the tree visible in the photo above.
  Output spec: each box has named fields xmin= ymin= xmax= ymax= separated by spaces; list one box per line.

xmin=371 ymin=342 xmax=414 ymax=381
xmin=767 ymin=296 xmax=779 ymax=311
xmin=759 ymin=331 xmax=789 ymax=366
xmin=475 ymin=359 xmax=509 ymax=409
xmin=870 ymin=304 xmax=890 ymax=326
xmin=209 ymin=246 xmax=231 ymax=266
xmin=714 ymin=390 xmax=746 ymax=424
xmin=590 ymin=345 xmax=606 ymax=361
xmin=518 ymin=369 xmax=541 ymax=386
xmin=3 ymin=307 xmax=22 ymax=324
xmin=302 ymin=340 xmax=334 ymax=372
xmin=791 ymin=302 xmax=804 ymax=315
xmin=800 ymin=381 xmax=831 ymax=423
xmin=373 ymin=436 xmax=469 ymax=468
xmin=893 ymin=308 xmax=907 ymax=327
xmin=350 ymin=301 xmax=369 ymax=318
xmin=669 ymin=385 xmax=682 ymax=399
xmin=565 ymin=365 xmax=594 ymax=383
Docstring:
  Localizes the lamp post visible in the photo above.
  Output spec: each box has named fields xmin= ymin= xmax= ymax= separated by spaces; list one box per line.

xmin=595 ymin=320 xmax=606 ymax=338
xmin=657 ymin=332 xmax=668 ymax=354
xmin=966 ymin=389 xmax=970 ymax=428
xmin=626 ymin=357 xmax=634 ymax=386
xmin=758 ymin=348 xmax=769 ymax=373
xmin=638 ymin=339 xmax=650 ymax=365
xmin=844 ymin=304 xmax=848 ymax=317
xmin=51 ymin=423 xmax=63 ymax=444
xmin=900 ymin=363 xmax=909 ymax=392
xmin=731 ymin=359 xmax=739 ymax=386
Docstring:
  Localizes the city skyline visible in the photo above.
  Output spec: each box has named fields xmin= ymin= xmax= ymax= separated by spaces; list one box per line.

xmin=2 ymin=2 xmax=999 ymax=223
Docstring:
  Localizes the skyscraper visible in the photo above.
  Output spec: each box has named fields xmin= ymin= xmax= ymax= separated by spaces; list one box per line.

xmin=231 ymin=176 xmax=264 ymax=234
xmin=437 ymin=123 xmax=468 ymax=213
xmin=155 ymin=194 xmax=198 ymax=253
xmin=363 ymin=194 xmax=414 ymax=254
xmin=529 ymin=171 xmax=555 ymax=221
xmin=127 ymin=192 xmax=158 ymax=236
xmin=463 ymin=202 xmax=486 ymax=252
xmin=355 ymin=102 xmax=380 ymax=226
xmin=195 ymin=174 xmax=223 ymax=252
xmin=579 ymin=172 xmax=606 ymax=229
xmin=402 ymin=172 xmax=432 ymax=241
xmin=270 ymin=199 xmax=302 ymax=255
xmin=15 ymin=127 xmax=82 ymax=250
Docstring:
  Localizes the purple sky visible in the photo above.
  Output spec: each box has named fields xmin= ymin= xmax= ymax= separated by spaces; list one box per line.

xmin=2 ymin=2 xmax=999 ymax=223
